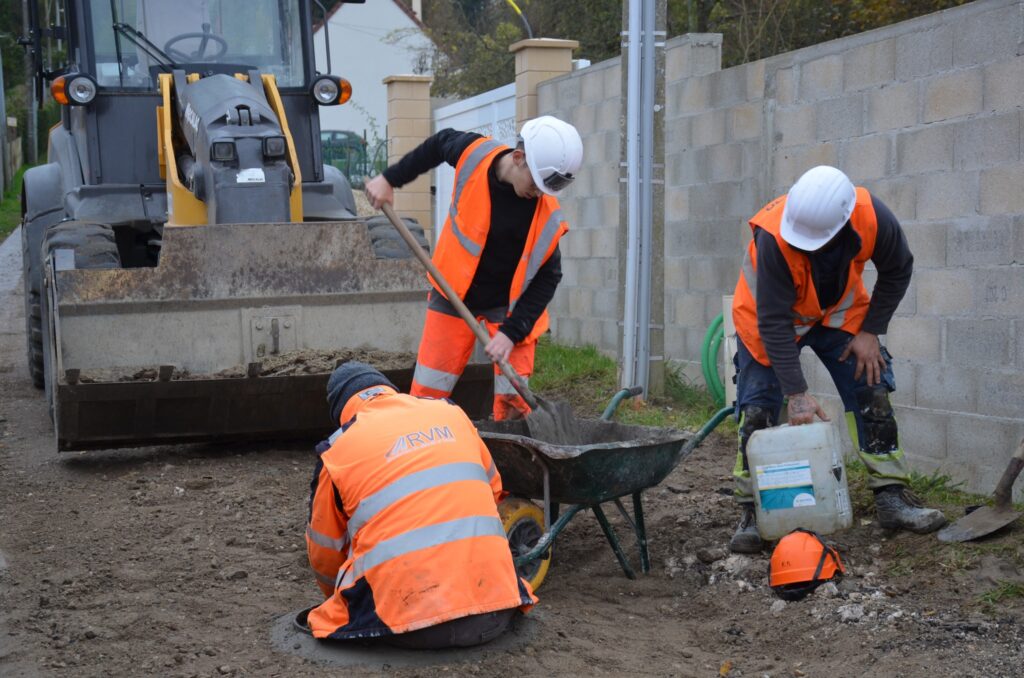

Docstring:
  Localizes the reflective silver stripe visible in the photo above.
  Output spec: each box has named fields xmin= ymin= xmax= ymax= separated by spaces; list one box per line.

xmin=511 ymin=210 xmax=564 ymax=311
xmin=486 ymin=460 xmax=497 ymax=481
xmin=794 ymin=324 xmax=814 ymax=337
xmin=327 ymin=427 xmax=345 ymax=445
xmin=412 ymin=363 xmax=460 ymax=394
xmin=825 ymin=288 xmax=857 ymax=328
xmin=306 ymin=526 xmax=349 ymax=552
xmin=339 ymin=516 xmax=506 ymax=588
xmin=740 ymin=249 xmax=757 ymax=301
xmin=348 ymin=463 xmax=490 ymax=535
xmin=446 ymin=139 xmax=505 ymax=258
xmin=494 ymin=373 xmax=527 ymax=396
xmin=314 ymin=569 xmax=337 ymax=589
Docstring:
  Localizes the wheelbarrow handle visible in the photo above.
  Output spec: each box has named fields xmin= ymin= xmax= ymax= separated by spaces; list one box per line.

xmin=378 ymin=201 xmax=538 ymax=410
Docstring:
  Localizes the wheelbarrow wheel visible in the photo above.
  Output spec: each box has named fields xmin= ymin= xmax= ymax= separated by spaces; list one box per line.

xmin=499 ymin=497 xmax=551 ymax=591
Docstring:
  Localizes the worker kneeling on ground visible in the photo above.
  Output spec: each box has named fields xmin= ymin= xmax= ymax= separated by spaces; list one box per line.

xmin=304 ymin=361 xmax=537 ymax=648
xmin=365 ymin=115 xmax=582 ymax=421
xmin=729 ymin=165 xmax=947 ymax=553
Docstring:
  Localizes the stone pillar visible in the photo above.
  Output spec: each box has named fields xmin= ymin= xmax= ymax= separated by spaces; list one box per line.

xmin=509 ymin=38 xmax=579 ymax=129
xmin=384 ymin=74 xmax=433 ymax=237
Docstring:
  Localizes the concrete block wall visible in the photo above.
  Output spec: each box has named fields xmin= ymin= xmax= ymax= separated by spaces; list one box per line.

xmin=535 ymin=0 xmax=1024 ymax=496
xmin=537 ymin=58 xmax=623 ymax=352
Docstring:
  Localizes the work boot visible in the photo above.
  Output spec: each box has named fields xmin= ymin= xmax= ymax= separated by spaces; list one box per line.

xmin=874 ymin=485 xmax=947 ymax=534
xmin=729 ymin=505 xmax=763 ymax=553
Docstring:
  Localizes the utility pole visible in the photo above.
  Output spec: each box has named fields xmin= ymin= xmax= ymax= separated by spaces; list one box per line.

xmin=22 ymin=0 xmax=38 ymax=165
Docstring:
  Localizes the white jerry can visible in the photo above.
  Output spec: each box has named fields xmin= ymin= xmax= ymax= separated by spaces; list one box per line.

xmin=748 ymin=421 xmax=853 ymax=540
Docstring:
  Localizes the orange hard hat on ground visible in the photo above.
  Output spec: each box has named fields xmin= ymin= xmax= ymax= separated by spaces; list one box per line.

xmin=769 ymin=529 xmax=846 ymax=600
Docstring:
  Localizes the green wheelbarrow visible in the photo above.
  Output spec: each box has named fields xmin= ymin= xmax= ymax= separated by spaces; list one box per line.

xmin=478 ymin=390 xmax=732 ymax=590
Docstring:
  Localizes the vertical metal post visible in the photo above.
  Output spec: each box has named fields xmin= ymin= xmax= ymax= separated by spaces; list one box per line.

xmin=622 ymin=0 xmax=642 ymax=390
xmin=23 ymin=0 xmax=39 ymax=165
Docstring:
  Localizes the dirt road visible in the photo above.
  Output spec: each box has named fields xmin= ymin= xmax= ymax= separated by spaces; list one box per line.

xmin=2 ymin=231 xmax=1024 ymax=676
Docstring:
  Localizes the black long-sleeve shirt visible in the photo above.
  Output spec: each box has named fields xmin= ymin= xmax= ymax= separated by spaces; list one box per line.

xmin=383 ymin=129 xmax=563 ymax=344
xmin=755 ymin=195 xmax=913 ymax=395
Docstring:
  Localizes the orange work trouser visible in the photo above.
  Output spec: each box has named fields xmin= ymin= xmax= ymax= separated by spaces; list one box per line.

xmin=410 ymin=292 xmax=535 ymax=421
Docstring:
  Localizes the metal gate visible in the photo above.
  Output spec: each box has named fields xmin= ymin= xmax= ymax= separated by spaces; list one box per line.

xmin=432 ymin=83 xmax=516 ymax=239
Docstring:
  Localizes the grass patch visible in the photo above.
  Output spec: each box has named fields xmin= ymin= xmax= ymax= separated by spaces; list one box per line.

xmin=979 ymin=581 xmax=1024 ymax=605
xmin=533 ymin=338 xmax=729 ymax=432
xmin=0 ymin=165 xmax=26 ymax=243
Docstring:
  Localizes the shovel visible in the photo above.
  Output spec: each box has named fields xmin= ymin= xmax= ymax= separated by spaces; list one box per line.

xmin=937 ymin=438 xmax=1024 ymax=543
xmin=379 ymin=202 xmax=580 ymax=445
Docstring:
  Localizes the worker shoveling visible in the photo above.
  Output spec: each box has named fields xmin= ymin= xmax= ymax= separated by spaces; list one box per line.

xmin=379 ymin=203 xmax=581 ymax=445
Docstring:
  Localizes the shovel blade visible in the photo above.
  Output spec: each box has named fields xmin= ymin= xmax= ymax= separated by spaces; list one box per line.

xmin=937 ymin=505 xmax=1022 ymax=543
xmin=525 ymin=396 xmax=581 ymax=446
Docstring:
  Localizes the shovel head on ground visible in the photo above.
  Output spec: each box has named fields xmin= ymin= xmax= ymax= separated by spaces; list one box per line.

xmin=938 ymin=438 xmax=1024 ymax=543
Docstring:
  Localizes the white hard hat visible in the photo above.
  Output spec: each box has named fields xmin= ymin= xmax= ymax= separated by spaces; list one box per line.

xmin=780 ymin=166 xmax=856 ymax=251
xmin=518 ymin=116 xmax=583 ymax=196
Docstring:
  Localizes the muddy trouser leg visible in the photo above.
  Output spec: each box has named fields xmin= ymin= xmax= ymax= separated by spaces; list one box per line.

xmin=733 ymin=337 xmax=784 ymax=504
xmin=410 ymin=291 xmax=476 ymax=400
xmin=382 ymin=609 xmax=518 ymax=650
xmin=807 ymin=326 xmax=911 ymax=489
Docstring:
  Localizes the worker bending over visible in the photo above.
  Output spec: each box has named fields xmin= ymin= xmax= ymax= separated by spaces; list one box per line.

xmin=365 ymin=116 xmax=583 ymax=420
xmin=305 ymin=362 xmax=536 ymax=648
xmin=729 ymin=165 xmax=946 ymax=553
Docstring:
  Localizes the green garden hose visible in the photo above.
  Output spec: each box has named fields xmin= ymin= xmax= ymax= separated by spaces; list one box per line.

xmin=701 ymin=313 xmax=726 ymax=408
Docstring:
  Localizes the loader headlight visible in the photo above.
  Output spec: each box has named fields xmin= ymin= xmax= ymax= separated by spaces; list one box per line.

xmin=51 ymin=74 xmax=98 ymax=106
xmin=210 ymin=141 xmax=237 ymax=162
xmin=310 ymin=75 xmax=352 ymax=106
xmin=262 ymin=136 xmax=287 ymax=158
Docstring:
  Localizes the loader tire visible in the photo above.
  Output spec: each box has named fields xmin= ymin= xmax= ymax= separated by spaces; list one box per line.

xmin=38 ymin=223 xmax=121 ymax=406
xmin=365 ymin=216 xmax=430 ymax=259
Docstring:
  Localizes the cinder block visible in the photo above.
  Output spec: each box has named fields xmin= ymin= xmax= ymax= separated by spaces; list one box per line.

xmin=676 ymin=76 xmax=710 ymax=114
xmin=897 ymin=406 xmax=948 ymax=461
xmin=568 ymin=287 xmax=594 ymax=318
xmin=915 ymin=171 xmax=977 ymax=221
xmin=915 ymin=267 xmax=974 ymax=315
xmin=576 ymin=258 xmax=608 ymax=288
xmin=580 ymin=318 xmax=602 ymax=347
xmin=666 ymin=187 xmax=690 ymax=222
xmin=730 ymin=103 xmax=761 ymax=141
xmin=664 ymin=327 xmax=687 ymax=363
xmin=570 ymin=104 xmax=597 ymax=136
xmin=973 ymin=266 xmax=1024 ymax=317
xmin=581 ymin=70 xmax=604 ymax=104
xmin=947 ymin=318 xmax=1012 ymax=369
xmin=665 ymin=116 xmax=692 ymax=150
xmin=1018 ymin=319 xmax=1024 ymax=369
xmin=842 ymin=135 xmax=889 ymax=182
xmin=894 ymin=25 xmax=953 ymax=81
xmin=893 ymin=279 xmax=917 ymax=316
xmin=886 ymin=315 xmax=941 ymax=363
xmin=601 ymin=319 xmax=619 ymax=353
xmin=896 ymin=124 xmax=953 ymax=175
xmin=799 ymin=55 xmax=843 ymax=102
xmin=946 ymin=412 xmax=1023 ymax=471
xmin=597 ymin=98 xmax=621 ymax=131
xmin=947 ymin=218 xmax=1015 ymax=266
xmin=746 ymin=60 xmax=766 ymax=99
xmin=591 ymin=227 xmax=618 ymax=257
xmin=865 ymin=81 xmax=918 ymax=133
xmin=983 ymin=57 xmax=1024 ymax=112
xmin=900 ymin=221 xmax=946 ymax=268
xmin=673 ymin=293 xmax=705 ymax=325
xmin=538 ymin=85 xmax=558 ymax=112
xmin=665 ymin=256 xmax=688 ymax=289
xmin=709 ymin=68 xmax=746 ymax=108
xmin=816 ymin=94 xmax=863 ymax=141
xmin=844 ymin=38 xmax=896 ymax=91
xmin=666 ymin=220 xmax=704 ymax=257
xmin=555 ymin=77 xmax=582 ymax=107
xmin=773 ymin=104 xmax=816 ymax=149
xmin=604 ymin=62 xmax=621 ymax=99
xmin=593 ymin=290 xmax=618 ymax=320
xmin=953 ymin=4 xmax=1022 ymax=68
xmin=707 ymin=144 xmax=743 ymax=182
xmin=667 ymin=148 xmax=700 ymax=186
xmin=953 ymin=113 xmax=1020 ymax=171
xmin=916 ymin=363 xmax=978 ymax=413
xmin=866 ymin=177 xmax=916 ymax=221
xmin=773 ymin=67 xmax=795 ymax=106
xmin=553 ymin=316 xmax=580 ymax=346
xmin=691 ymin=110 xmax=726 ymax=147
xmin=923 ymin=69 xmax=984 ymax=124
xmin=889 ymin=360 xmax=917 ymax=408
xmin=980 ymin=164 xmax=1024 ymax=215
xmin=774 ymin=143 xmax=839 ymax=187
xmin=687 ymin=257 xmax=720 ymax=291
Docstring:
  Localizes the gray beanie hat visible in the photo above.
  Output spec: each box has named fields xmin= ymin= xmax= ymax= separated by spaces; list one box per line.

xmin=326 ymin=361 xmax=396 ymax=423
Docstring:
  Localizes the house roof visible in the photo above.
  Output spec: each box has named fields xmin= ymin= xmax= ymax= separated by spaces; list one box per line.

xmin=314 ymin=0 xmax=427 ymax=33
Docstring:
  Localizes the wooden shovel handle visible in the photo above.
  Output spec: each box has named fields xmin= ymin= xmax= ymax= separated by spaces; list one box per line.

xmin=993 ymin=438 xmax=1024 ymax=507
xmin=379 ymin=202 xmax=538 ymax=410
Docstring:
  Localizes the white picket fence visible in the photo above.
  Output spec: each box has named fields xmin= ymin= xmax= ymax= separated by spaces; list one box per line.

xmin=432 ymin=83 xmax=516 ymax=239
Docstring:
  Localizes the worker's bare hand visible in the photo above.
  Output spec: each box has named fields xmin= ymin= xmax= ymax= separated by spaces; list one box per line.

xmin=839 ymin=331 xmax=886 ymax=386
xmin=364 ymin=175 xmax=394 ymax=210
xmin=787 ymin=392 xmax=829 ymax=425
xmin=484 ymin=331 xmax=514 ymax=363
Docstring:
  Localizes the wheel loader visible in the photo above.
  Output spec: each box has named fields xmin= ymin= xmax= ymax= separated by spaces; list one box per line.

xmin=20 ymin=0 xmax=491 ymax=451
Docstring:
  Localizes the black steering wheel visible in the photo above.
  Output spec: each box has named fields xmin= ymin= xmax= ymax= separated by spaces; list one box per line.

xmin=163 ymin=24 xmax=228 ymax=62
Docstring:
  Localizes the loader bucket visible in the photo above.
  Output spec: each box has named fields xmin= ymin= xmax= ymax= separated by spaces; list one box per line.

xmin=47 ymin=220 xmax=494 ymax=450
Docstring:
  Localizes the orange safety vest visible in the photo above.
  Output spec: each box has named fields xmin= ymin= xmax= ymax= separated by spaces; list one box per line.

xmin=732 ymin=187 xmax=878 ymax=366
xmin=431 ymin=136 xmax=568 ymax=342
xmin=306 ymin=388 xmax=536 ymax=640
